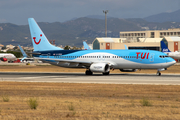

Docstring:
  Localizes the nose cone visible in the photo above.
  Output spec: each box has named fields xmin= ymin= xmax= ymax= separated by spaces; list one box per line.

xmin=166 ymin=57 xmax=176 ymax=66
xmin=171 ymin=60 xmax=176 ymax=65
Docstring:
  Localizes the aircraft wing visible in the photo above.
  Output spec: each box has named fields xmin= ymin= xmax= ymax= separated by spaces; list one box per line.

xmin=35 ymin=57 xmax=114 ymax=68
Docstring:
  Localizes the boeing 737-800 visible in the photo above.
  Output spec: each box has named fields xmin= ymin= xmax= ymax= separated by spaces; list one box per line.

xmin=28 ymin=18 xmax=176 ymax=76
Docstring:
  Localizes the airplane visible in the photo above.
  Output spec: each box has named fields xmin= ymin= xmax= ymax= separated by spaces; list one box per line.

xmin=0 ymin=53 xmax=16 ymax=62
xmin=28 ymin=18 xmax=176 ymax=76
xmin=19 ymin=41 xmax=92 ymax=62
xmin=161 ymin=41 xmax=180 ymax=59
xmin=83 ymin=41 xmax=91 ymax=50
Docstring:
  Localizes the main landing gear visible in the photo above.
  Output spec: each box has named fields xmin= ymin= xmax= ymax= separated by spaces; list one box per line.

xmin=103 ymin=72 xmax=109 ymax=75
xmin=85 ymin=70 xmax=110 ymax=75
xmin=85 ymin=70 xmax=93 ymax=75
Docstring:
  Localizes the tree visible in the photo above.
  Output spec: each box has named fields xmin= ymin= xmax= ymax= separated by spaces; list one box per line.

xmin=1 ymin=46 xmax=6 ymax=50
xmin=64 ymin=45 xmax=71 ymax=50
xmin=13 ymin=46 xmax=18 ymax=50
xmin=7 ymin=51 xmax=21 ymax=58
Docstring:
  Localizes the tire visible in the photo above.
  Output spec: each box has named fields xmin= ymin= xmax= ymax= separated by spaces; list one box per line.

xmin=85 ymin=70 xmax=93 ymax=75
xmin=103 ymin=72 xmax=109 ymax=75
xmin=156 ymin=72 xmax=161 ymax=76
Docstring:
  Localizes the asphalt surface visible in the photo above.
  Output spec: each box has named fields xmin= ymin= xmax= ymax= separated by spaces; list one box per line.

xmin=0 ymin=72 xmax=180 ymax=85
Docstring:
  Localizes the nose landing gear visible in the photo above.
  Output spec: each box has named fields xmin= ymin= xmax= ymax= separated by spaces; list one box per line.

xmin=156 ymin=68 xmax=167 ymax=76
xmin=156 ymin=71 xmax=161 ymax=76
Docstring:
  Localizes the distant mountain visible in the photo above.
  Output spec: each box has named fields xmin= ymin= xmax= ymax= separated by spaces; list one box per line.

xmin=1 ymin=17 xmax=180 ymax=47
xmin=85 ymin=15 xmax=114 ymax=19
xmin=144 ymin=9 xmax=180 ymax=23
xmin=0 ymin=17 xmax=142 ymax=47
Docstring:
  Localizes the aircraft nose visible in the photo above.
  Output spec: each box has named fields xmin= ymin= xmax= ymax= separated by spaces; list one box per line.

xmin=168 ymin=59 xmax=176 ymax=65
xmin=172 ymin=60 xmax=176 ymax=65
xmin=166 ymin=57 xmax=176 ymax=66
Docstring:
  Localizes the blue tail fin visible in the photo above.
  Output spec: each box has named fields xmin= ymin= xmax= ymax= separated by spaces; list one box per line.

xmin=18 ymin=45 xmax=28 ymax=62
xmin=83 ymin=41 xmax=91 ymax=50
xmin=18 ymin=45 xmax=28 ymax=58
xmin=161 ymin=41 xmax=171 ymax=52
xmin=28 ymin=18 xmax=63 ymax=52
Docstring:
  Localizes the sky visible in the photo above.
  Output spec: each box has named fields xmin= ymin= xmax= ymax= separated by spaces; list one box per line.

xmin=0 ymin=0 xmax=180 ymax=25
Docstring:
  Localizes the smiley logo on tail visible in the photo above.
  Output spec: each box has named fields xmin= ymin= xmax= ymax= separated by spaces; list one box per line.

xmin=33 ymin=34 xmax=42 ymax=45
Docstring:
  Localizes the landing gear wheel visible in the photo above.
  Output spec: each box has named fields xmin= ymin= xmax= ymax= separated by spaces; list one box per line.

xmin=156 ymin=72 xmax=161 ymax=76
xmin=85 ymin=70 xmax=93 ymax=75
xmin=103 ymin=72 xmax=110 ymax=75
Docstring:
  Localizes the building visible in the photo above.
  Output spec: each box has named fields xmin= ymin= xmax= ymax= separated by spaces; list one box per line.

xmin=161 ymin=37 xmax=180 ymax=52
xmin=6 ymin=44 xmax=15 ymax=49
xmin=0 ymin=44 xmax=4 ymax=49
xmin=92 ymin=37 xmax=180 ymax=52
xmin=92 ymin=37 xmax=162 ymax=50
xmin=120 ymin=28 xmax=180 ymax=42
xmin=93 ymin=38 xmax=126 ymax=50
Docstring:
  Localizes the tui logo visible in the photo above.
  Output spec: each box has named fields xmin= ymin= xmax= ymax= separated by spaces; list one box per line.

xmin=33 ymin=34 xmax=42 ymax=45
xmin=136 ymin=52 xmax=149 ymax=59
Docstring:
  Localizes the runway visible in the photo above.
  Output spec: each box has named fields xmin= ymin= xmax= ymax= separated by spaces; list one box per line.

xmin=0 ymin=72 xmax=180 ymax=85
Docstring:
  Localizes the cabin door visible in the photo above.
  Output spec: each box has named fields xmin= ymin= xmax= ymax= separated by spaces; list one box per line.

xmin=149 ymin=53 xmax=155 ymax=62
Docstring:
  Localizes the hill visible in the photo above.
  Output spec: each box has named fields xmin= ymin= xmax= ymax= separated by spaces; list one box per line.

xmin=1 ymin=17 xmax=180 ymax=47
xmin=144 ymin=9 xmax=180 ymax=23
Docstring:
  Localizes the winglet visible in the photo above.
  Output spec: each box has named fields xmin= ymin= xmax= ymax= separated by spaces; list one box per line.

xmin=161 ymin=41 xmax=171 ymax=52
xmin=124 ymin=45 xmax=128 ymax=50
xmin=83 ymin=41 xmax=91 ymax=50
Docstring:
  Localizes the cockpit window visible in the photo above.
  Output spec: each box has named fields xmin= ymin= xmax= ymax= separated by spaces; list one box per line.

xmin=159 ymin=55 xmax=169 ymax=58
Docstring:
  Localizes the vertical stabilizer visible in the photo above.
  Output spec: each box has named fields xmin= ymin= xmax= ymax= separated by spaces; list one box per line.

xmin=28 ymin=18 xmax=63 ymax=51
xmin=161 ymin=41 xmax=171 ymax=52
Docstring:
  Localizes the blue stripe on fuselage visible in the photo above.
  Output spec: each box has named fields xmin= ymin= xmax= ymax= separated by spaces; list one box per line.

xmin=33 ymin=49 xmax=172 ymax=64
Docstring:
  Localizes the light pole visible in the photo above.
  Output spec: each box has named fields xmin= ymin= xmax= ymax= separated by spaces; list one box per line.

xmin=103 ymin=10 xmax=108 ymax=37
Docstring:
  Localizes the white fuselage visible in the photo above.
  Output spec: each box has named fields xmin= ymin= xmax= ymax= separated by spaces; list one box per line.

xmin=0 ymin=53 xmax=16 ymax=61
xmin=165 ymin=52 xmax=180 ymax=59
xmin=34 ymin=50 xmax=176 ymax=70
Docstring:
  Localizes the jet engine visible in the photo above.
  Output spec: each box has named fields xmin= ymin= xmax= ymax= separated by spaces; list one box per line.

xmin=119 ymin=69 xmax=137 ymax=72
xmin=0 ymin=58 xmax=7 ymax=62
xmin=90 ymin=63 xmax=110 ymax=73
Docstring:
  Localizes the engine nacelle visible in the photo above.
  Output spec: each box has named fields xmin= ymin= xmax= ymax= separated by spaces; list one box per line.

xmin=90 ymin=63 xmax=110 ymax=73
xmin=1 ymin=58 xmax=7 ymax=62
xmin=119 ymin=69 xmax=137 ymax=72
